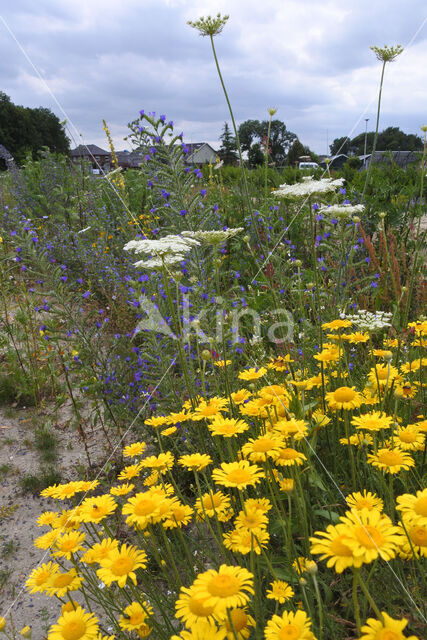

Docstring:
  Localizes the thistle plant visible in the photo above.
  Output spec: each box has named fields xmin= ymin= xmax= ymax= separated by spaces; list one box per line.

xmin=363 ymin=44 xmax=404 ymax=198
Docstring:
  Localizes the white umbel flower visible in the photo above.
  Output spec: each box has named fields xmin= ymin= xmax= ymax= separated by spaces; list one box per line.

xmin=182 ymin=227 xmax=244 ymax=245
xmin=124 ymin=234 xmax=200 ymax=257
xmin=345 ymin=309 xmax=392 ymax=331
xmin=134 ymin=254 xmax=186 ymax=270
xmin=272 ymin=176 xmax=345 ymax=199
xmin=318 ymin=203 xmax=365 ymax=219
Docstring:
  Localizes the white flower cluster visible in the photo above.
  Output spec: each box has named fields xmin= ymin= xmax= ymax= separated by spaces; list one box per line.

xmin=182 ymin=227 xmax=244 ymax=246
xmin=124 ymin=234 xmax=200 ymax=270
xmin=272 ymin=177 xmax=345 ymax=199
xmin=318 ymin=203 xmax=365 ymax=219
xmin=345 ymin=309 xmax=393 ymax=331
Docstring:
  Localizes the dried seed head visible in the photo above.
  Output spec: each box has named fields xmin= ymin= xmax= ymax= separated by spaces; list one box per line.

xmin=187 ymin=13 xmax=229 ymax=37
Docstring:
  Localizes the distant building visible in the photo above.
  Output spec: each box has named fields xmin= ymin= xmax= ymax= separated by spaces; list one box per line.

xmin=116 ymin=150 xmax=143 ymax=169
xmin=183 ymin=143 xmax=217 ymax=165
xmin=360 ymin=150 xmax=420 ymax=170
xmin=319 ymin=154 xmax=348 ymax=170
xmin=71 ymin=145 xmax=111 ymax=172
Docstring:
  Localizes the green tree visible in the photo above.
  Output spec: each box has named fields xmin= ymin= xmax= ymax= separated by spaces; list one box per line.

xmin=330 ymin=127 xmax=422 ymax=157
xmin=247 ymin=142 xmax=264 ymax=167
xmin=237 ymin=119 xmax=297 ymax=165
xmin=287 ymin=139 xmax=309 ymax=166
xmin=0 ymin=92 xmax=69 ymax=168
xmin=218 ymin=122 xmax=238 ymax=164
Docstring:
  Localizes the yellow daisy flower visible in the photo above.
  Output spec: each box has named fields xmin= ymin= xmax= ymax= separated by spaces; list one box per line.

xmin=322 ymin=319 xmax=352 ymax=330
xmin=241 ymin=434 xmax=284 ymax=462
xmin=80 ymin=538 xmax=119 ymax=565
xmin=78 ymin=495 xmax=117 ymax=524
xmin=367 ymin=448 xmax=415 ymax=474
xmin=119 ymin=600 xmax=153 ymax=632
xmin=238 ymin=367 xmax=267 ymax=381
xmin=339 ymin=509 xmax=401 ymax=564
xmin=345 ymin=491 xmax=384 ymax=513
xmin=175 ymin=585 xmax=216 ymax=628
xmin=47 ymin=606 xmax=99 ymax=640
xmin=117 ymin=462 xmax=144 ymax=481
xmin=351 ymin=411 xmax=394 ymax=432
xmin=310 ymin=523 xmax=362 ymax=573
xmin=97 ymin=543 xmax=147 ymax=588
xmin=145 ymin=415 xmax=168 ymax=428
xmin=123 ymin=441 xmax=146 ymax=458
xmin=266 ymin=580 xmax=294 ymax=603
xmin=171 ymin=621 xmax=227 ymax=640
xmin=110 ymin=482 xmax=135 ymax=496
xmin=212 ymin=461 xmax=264 ymax=490
xmin=208 ymin=416 xmax=249 ymax=438
xmin=271 ymin=447 xmax=307 ymax=467
xmin=392 ymin=426 xmax=425 ymax=451
xmin=191 ymin=565 xmax=254 ymax=616
xmin=358 ymin=611 xmax=419 ymax=640
xmin=222 ymin=608 xmax=255 ymax=640
xmin=397 ymin=522 xmax=427 ymax=560
xmin=45 ymin=568 xmax=84 ymax=598
xmin=53 ymin=531 xmax=86 ymax=560
xmin=162 ymin=503 xmax=194 ymax=529
xmin=179 ymin=453 xmax=213 ymax=471
xmin=195 ymin=491 xmax=232 ymax=521
xmin=230 ymin=389 xmax=252 ymax=405
xmin=368 ymin=364 xmax=399 ymax=390
xmin=396 ymin=489 xmax=427 ymax=527
xmin=26 ymin=562 xmax=59 ymax=594
xmin=326 ymin=386 xmax=362 ymax=411
xmin=141 ymin=451 xmax=174 ymax=474
xmin=264 ymin=609 xmax=314 ymax=640
xmin=234 ymin=507 xmax=268 ymax=532
xmin=193 ymin=397 xmax=229 ymax=420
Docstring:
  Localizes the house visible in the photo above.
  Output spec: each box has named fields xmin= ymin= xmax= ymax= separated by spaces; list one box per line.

xmin=319 ymin=154 xmax=348 ymax=170
xmin=183 ymin=143 xmax=217 ymax=166
xmin=116 ymin=150 xmax=143 ymax=170
xmin=71 ymin=145 xmax=111 ymax=172
xmin=360 ymin=150 xmax=420 ymax=170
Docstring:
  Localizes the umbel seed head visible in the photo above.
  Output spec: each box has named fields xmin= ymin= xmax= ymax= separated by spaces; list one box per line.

xmin=370 ymin=44 xmax=403 ymax=63
xmin=187 ymin=13 xmax=229 ymax=37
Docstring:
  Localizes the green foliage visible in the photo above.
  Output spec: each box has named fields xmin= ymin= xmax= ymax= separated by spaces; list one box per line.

xmin=330 ymin=126 xmax=423 ymax=156
xmin=0 ymin=92 xmax=69 ymax=167
xmin=218 ymin=122 xmax=238 ymax=164
xmin=238 ymin=118 xmax=297 ymax=165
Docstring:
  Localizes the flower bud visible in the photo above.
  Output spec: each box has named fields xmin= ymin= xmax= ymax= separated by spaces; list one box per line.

xmin=201 ymin=349 xmax=212 ymax=361
xmin=20 ymin=627 xmax=31 ymax=639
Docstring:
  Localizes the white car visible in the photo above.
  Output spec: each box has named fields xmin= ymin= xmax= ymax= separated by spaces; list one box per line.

xmin=298 ymin=162 xmax=319 ymax=171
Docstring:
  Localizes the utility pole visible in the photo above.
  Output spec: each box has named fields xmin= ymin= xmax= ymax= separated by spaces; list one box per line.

xmin=364 ymin=118 xmax=369 ymax=158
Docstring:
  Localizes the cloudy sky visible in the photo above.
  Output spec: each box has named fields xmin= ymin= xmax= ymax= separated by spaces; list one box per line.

xmin=1 ymin=0 xmax=426 ymax=154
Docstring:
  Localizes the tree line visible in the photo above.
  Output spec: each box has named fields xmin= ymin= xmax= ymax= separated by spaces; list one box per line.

xmin=0 ymin=92 xmax=69 ymax=168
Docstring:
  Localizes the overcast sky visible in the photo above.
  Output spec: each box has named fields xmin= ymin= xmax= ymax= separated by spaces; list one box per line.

xmin=1 ymin=0 xmax=426 ymax=154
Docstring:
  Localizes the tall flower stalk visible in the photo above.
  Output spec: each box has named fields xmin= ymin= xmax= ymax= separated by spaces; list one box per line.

xmin=363 ymin=44 xmax=403 ymax=198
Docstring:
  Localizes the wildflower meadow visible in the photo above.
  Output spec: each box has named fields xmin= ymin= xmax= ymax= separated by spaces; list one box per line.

xmin=0 ymin=14 xmax=426 ymax=640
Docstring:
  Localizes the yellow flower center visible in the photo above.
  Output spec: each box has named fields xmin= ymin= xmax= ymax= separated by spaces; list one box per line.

xmin=356 ymin=499 xmax=373 ymax=510
xmin=378 ymin=450 xmax=403 ymax=466
xmin=226 ymin=469 xmax=251 ymax=484
xmin=355 ymin=525 xmax=384 ymax=549
xmin=330 ymin=535 xmax=353 ymax=557
xmin=415 ymin=496 xmax=427 ymax=517
xmin=377 ymin=368 xmax=388 ymax=380
xmin=279 ymin=449 xmax=298 ymax=460
xmin=226 ymin=609 xmax=248 ymax=632
xmin=111 ymin=556 xmax=134 ymax=576
xmin=252 ymin=439 xmax=275 ymax=452
xmin=203 ymin=494 xmax=222 ymax=509
xmin=61 ymin=539 xmax=78 ymax=552
xmin=134 ymin=498 xmax=156 ymax=516
xmin=35 ymin=570 xmax=51 ymax=585
xmin=208 ymin=574 xmax=240 ymax=597
xmin=61 ymin=620 xmax=87 ymax=640
xmin=333 ymin=387 xmax=356 ymax=403
xmin=278 ymin=625 xmax=301 ymax=639
xmin=53 ymin=573 xmax=74 ymax=588
xmin=129 ymin=611 xmax=144 ymax=625
xmin=378 ymin=631 xmax=401 ymax=640
xmin=399 ymin=431 xmax=416 ymax=443
xmin=189 ymin=595 xmax=215 ymax=617
xmin=409 ymin=525 xmax=427 ymax=547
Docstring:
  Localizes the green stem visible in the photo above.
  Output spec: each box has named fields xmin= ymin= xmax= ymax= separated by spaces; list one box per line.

xmin=363 ymin=61 xmax=386 ymax=199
